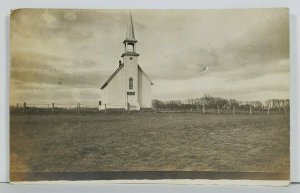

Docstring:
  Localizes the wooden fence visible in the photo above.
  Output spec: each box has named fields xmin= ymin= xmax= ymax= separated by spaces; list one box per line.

xmin=154 ymin=104 xmax=289 ymax=115
xmin=10 ymin=102 xmax=289 ymax=115
xmin=10 ymin=102 xmax=100 ymax=114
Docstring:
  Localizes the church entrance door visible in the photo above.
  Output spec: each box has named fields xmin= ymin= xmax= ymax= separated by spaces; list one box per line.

xmin=127 ymin=92 xmax=136 ymax=110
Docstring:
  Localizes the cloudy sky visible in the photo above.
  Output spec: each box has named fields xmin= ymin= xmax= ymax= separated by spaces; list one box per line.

xmin=10 ymin=8 xmax=289 ymax=105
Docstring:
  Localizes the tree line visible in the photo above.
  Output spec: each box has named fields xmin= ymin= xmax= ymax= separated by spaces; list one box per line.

xmin=152 ymin=94 xmax=289 ymax=112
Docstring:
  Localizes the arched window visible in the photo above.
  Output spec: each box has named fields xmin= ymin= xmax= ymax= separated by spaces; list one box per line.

xmin=129 ymin=77 xmax=133 ymax=89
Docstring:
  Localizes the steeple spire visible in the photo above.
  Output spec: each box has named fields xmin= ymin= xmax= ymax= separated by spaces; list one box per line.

xmin=124 ymin=11 xmax=137 ymax=43
xmin=122 ymin=11 xmax=139 ymax=57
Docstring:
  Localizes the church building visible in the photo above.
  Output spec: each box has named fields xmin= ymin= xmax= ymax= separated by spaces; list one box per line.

xmin=99 ymin=13 xmax=153 ymax=111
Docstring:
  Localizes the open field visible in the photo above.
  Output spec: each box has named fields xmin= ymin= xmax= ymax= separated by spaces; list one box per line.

xmin=10 ymin=112 xmax=289 ymax=176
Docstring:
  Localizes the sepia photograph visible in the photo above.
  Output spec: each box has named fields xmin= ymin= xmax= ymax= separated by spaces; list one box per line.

xmin=10 ymin=8 xmax=290 ymax=183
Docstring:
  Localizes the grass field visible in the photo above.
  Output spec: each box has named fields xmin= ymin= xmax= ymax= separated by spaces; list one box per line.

xmin=10 ymin=112 xmax=289 ymax=174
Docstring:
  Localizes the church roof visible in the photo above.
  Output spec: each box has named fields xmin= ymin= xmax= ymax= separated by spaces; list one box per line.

xmin=100 ymin=63 xmax=124 ymax=89
xmin=123 ymin=11 xmax=137 ymax=43
xmin=121 ymin=51 xmax=139 ymax=57
xmin=138 ymin=65 xmax=154 ymax=85
xmin=100 ymin=12 xmax=153 ymax=90
xmin=100 ymin=64 xmax=153 ymax=90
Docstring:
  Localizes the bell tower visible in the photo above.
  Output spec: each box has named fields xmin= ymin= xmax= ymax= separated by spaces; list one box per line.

xmin=122 ymin=11 xmax=140 ymax=110
xmin=121 ymin=11 xmax=139 ymax=57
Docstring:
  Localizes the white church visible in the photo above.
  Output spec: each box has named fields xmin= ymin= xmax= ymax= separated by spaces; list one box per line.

xmin=99 ymin=13 xmax=153 ymax=111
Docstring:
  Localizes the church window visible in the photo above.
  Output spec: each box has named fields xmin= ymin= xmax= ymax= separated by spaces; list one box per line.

xmin=129 ymin=77 xmax=133 ymax=89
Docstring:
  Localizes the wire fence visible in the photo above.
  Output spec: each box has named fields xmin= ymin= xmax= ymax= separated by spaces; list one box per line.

xmin=10 ymin=102 xmax=100 ymax=114
xmin=10 ymin=102 xmax=289 ymax=115
xmin=153 ymin=104 xmax=289 ymax=115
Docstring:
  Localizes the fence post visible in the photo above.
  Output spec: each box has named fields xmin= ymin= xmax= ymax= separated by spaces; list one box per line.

xmin=284 ymin=106 xmax=287 ymax=114
xmin=217 ymin=105 xmax=220 ymax=114
xmin=232 ymin=105 xmax=235 ymax=115
xmin=105 ymin=104 xmax=107 ymax=114
xmin=16 ymin=103 xmax=19 ymax=113
xmin=77 ymin=103 xmax=80 ymax=114
xmin=202 ymin=104 xmax=205 ymax=114
xmin=267 ymin=107 xmax=270 ymax=115
xmin=249 ymin=106 xmax=252 ymax=116
xmin=52 ymin=103 xmax=54 ymax=114
xmin=23 ymin=102 xmax=26 ymax=114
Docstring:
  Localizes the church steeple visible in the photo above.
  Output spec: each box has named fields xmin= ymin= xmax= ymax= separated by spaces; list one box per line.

xmin=124 ymin=11 xmax=137 ymax=42
xmin=122 ymin=11 xmax=139 ymax=57
xmin=100 ymin=10 xmax=153 ymax=111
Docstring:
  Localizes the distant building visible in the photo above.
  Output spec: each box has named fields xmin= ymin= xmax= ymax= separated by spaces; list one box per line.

xmin=99 ymin=12 xmax=153 ymax=111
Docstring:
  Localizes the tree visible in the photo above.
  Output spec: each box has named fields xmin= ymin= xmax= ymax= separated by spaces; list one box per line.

xmin=152 ymin=99 xmax=164 ymax=109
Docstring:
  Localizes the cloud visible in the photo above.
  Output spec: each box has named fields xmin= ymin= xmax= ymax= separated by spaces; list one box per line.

xmin=42 ymin=12 xmax=58 ymax=27
xmin=10 ymin=51 xmax=108 ymax=90
xmin=139 ymin=8 xmax=289 ymax=82
xmin=64 ymin=11 xmax=77 ymax=21
xmin=10 ymin=9 xmax=290 ymax=104
xmin=11 ymin=9 xmax=94 ymax=42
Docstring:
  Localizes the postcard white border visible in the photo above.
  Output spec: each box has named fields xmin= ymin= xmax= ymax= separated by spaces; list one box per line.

xmin=0 ymin=0 xmax=299 ymax=185
xmin=11 ymin=180 xmax=289 ymax=186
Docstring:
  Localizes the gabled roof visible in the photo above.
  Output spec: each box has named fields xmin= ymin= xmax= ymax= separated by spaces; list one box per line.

xmin=138 ymin=65 xmax=154 ymax=85
xmin=100 ymin=64 xmax=154 ymax=90
xmin=100 ymin=63 xmax=124 ymax=89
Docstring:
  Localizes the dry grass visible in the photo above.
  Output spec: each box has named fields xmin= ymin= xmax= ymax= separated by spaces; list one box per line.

xmin=10 ymin=112 xmax=289 ymax=173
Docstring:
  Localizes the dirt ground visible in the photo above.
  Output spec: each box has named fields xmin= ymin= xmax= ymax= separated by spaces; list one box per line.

xmin=10 ymin=112 xmax=290 ymax=174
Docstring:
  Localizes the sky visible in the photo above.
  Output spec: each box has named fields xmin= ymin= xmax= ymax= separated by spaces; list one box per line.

xmin=10 ymin=8 xmax=289 ymax=106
